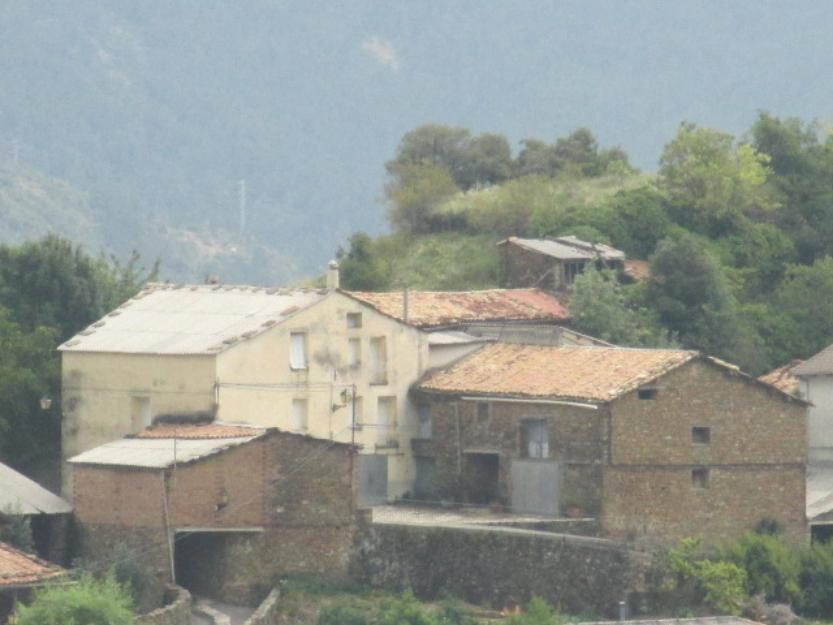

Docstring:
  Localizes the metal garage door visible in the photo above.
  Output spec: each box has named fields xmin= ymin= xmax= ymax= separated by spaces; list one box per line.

xmin=510 ymin=460 xmax=560 ymax=516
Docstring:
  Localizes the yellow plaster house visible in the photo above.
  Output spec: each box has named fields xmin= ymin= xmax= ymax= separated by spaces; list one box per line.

xmin=60 ymin=267 xmax=579 ymax=503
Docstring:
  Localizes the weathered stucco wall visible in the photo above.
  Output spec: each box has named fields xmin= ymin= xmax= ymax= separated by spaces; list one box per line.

xmin=353 ymin=523 xmax=648 ymax=617
xmin=215 ymin=292 xmax=429 ymax=498
xmin=61 ymin=352 xmax=217 ymax=496
xmin=606 ymin=359 xmax=807 ymax=544
xmin=800 ymin=375 xmax=833 ymax=461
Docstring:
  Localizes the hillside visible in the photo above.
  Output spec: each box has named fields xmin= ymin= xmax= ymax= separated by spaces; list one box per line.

xmin=3 ymin=2 xmax=833 ymax=282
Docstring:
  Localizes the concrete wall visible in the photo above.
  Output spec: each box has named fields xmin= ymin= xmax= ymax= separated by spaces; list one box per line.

xmin=799 ymin=375 xmax=833 ymax=462
xmin=606 ymin=359 xmax=807 ymax=544
xmin=61 ymin=352 xmax=216 ymax=496
xmin=215 ymin=292 xmax=429 ymax=498
xmin=424 ymin=398 xmax=607 ymax=514
xmin=353 ymin=523 xmax=648 ymax=617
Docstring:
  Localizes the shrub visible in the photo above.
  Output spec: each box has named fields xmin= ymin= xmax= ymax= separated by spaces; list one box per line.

xmin=797 ymin=541 xmax=833 ymax=617
xmin=505 ymin=597 xmax=564 ymax=625
xmin=725 ymin=533 xmax=801 ymax=605
xmin=668 ymin=538 xmax=747 ymax=615
xmin=376 ymin=591 xmax=437 ymax=625
xmin=318 ymin=604 xmax=371 ymax=625
xmin=16 ymin=574 xmax=134 ymax=625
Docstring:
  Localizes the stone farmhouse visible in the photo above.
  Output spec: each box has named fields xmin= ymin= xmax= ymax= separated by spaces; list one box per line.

xmin=59 ymin=269 xmax=575 ymax=504
xmin=413 ymin=343 xmax=808 ymax=544
xmin=68 ymin=422 xmax=357 ymax=603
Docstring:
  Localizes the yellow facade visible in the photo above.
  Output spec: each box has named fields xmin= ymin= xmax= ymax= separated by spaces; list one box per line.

xmin=61 ymin=292 xmax=429 ymax=499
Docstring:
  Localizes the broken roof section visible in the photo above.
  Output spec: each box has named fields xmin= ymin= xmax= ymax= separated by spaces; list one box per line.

xmin=0 ymin=463 xmax=72 ymax=516
xmin=344 ymin=288 xmax=569 ymax=329
xmin=498 ymin=236 xmax=625 ymax=262
xmin=417 ymin=344 xmax=696 ymax=403
xmin=0 ymin=541 xmax=65 ymax=588
xmin=67 ymin=423 xmax=269 ymax=469
xmin=58 ymin=283 xmax=329 ymax=355
xmin=759 ymin=360 xmax=804 ymax=396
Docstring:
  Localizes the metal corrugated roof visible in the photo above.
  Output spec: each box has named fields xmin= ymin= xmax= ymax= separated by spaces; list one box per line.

xmin=500 ymin=236 xmax=625 ymax=261
xmin=59 ymin=283 xmax=329 ymax=355
xmin=0 ymin=463 xmax=72 ymax=515
xmin=795 ymin=343 xmax=833 ymax=377
xmin=67 ymin=435 xmax=263 ymax=469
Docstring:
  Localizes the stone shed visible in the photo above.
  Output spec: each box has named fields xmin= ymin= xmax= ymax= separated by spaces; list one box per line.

xmin=413 ymin=344 xmax=809 ymax=545
xmin=69 ymin=422 xmax=360 ymax=603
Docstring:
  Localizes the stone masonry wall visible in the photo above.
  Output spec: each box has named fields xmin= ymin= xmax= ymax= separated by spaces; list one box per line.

xmin=427 ymin=398 xmax=607 ymax=514
xmin=501 ymin=244 xmax=558 ymax=290
xmin=135 ymin=585 xmax=192 ymax=625
xmin=606 ymin=359 xmax=808 ymax=544
xmin=353 ymin=522 xmax=649 ymax=617
xmin=73 ymin=430 xmax=361 ymax=602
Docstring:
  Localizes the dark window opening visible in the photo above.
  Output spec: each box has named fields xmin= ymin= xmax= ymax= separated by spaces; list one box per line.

xmin=692 ymin=426 xmax=711 ymax=444
xmin=463 ymin=453 xmax=499 ymax=505
xmin=521 ymin=420 xmax=550 ymax=459
xmin=346 ymin=312 xmax=362 ymax=328
xmin=638 ymin=388 xmax=658 ymax=400
xmin=477 ymin=402 xmax=490 ymax=420
xmin=692 ymin=468 xmax=709 ymax=489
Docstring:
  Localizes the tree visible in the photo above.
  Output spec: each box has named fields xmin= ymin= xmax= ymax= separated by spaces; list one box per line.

xmin=458 ymin=133 xmax=513 ymax=188
xmin=385 ymin=162 xmax=460 ymax=234
xmin=338 ymin=233 xmax=391 ymax=291
xmin=16 ymin=575 xmax=134 ymax=625
xmin=647 ymin=235 xmax=766 ymax=370
xmin=553 ymin=128 xmax=602 ymax=176
xmin=516 ymin=139 xmax=560 ymax=177
xmin=570 ymin=269 xmax=669 ymax=347
xmin=659 ymin=122 xmax=776 ymax=235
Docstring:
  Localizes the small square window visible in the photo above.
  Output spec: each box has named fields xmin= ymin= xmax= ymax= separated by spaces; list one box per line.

xmin=346 ymin=312 xmax=362 ymax=329
xmin=692 ymin=426 xmax=711 ymax=444
xmin=692 ymin=468 xmax=709 ymax=489
xmin=638 ymin=388 xmax=658 ymax=400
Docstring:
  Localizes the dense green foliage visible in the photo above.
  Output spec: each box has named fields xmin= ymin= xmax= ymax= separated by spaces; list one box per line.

xmin=342 ymin=115 xmax=833 ymax=374
xmin=0 ymin=236 xmax=152 ymax=469
xmin=15 ymin=575 xmax=134 ymax=625
xmin=660 ymin=534 xmax=833 ymax=620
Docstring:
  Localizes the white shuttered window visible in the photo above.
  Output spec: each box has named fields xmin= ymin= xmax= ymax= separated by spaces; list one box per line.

xmin=289 ymin=332 xmax=308 ymax=369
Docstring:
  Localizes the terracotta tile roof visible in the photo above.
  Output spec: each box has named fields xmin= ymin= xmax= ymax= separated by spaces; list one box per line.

xmin=133 ymin=423 xmax=265 ymax=439
xmin=0 ymin=541 xmax=64 ymax=587
xmin=418 ymin=343 xmax=697 ymax=402
xmin=759 ymin=360 xmax=803 ymax=396
xmin=344 ymin=288 xmax=570 ymax=328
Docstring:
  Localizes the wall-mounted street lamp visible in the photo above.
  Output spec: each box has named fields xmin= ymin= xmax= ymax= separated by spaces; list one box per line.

xmin=39 ymin=396 xmax=53 ymax=411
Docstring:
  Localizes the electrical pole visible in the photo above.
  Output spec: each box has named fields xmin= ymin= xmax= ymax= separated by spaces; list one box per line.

xmin=238 ymin=179 xmax=247 ymax=235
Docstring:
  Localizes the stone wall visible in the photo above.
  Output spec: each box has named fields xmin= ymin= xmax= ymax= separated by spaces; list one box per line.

xmin=425 ymin=397 xmax=607 ymax=514
xmin=243 ymin=588 xmax=281 ymax=625
xmin=353 ymin=522 xmax=649 ymax=617
xmin=135 ymin=585 xmax=192 ymax=625
xmin=607 ymin=359 xmax=808 ymax=544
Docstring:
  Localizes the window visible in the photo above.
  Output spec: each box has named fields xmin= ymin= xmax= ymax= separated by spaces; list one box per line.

xmin=376 ymin=396 xmax=397 ymax=445
xmin=477 ymin=402 xmax=490 ymax=420
xmin=130 ymin=396 xmax=151 ymax=431
xmin=289 ymin=332 xmax=308 ymax=370
xmin=638 ymin=388 xmax=658 ymax=400
xmin=417 ymin=404 xmax=432 ymax=439
xmin=522 ymin=420 xmax=550 ymax=459
xmin=564 ymin=261 xmax=587 ymax=284
xmin=346 ymin=312 xmax=363 ymax=328
xmin=369 ymin=337 xmax=388 ymax=384
xmin=291 ymin=398 xmax=308 ymax=431
xmin=692 ymin=468 xmax=709 ymax=489
xmin=348 ymin=338 xmax=361 ymax=367
xmin=692 ymin=426 xmax=711 ymax=444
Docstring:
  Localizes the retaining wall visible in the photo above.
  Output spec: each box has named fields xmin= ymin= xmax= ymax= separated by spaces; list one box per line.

xmin=135 ymin=585 xmax=192 ymax=625
xmin=353 ymin=523 xmax=650 ymax=617
xmin=243 ymin=588 xmax=281 ymax=625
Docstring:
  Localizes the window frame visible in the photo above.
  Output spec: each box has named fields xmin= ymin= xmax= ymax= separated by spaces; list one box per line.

xmin=691 ymin=468 xmax=710 ymax=490
xmin=289 ymin=331 xmax=309 ymax=370
xmin=692 ymin=426 xmax=711 ymax=445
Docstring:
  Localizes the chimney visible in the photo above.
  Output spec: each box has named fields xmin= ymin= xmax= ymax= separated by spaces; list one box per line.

xmin=326 ymin=260 xmax=340 ymax=290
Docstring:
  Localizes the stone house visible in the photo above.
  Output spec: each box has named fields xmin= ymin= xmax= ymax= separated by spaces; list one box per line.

xmin=0 ymin=540 xmax=65 ymax=623
xmin=497 ymin=236 xmax=626 ymax=290
xmin=0 ymin=462 xmax=72 ymax=564
xmin=68 ymin=422 xmax=357 ymax=603
xmin=60 ymin=275 xmax=576 ymax=503
xmin=413 ymin=343 xmax=808 ymax=544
